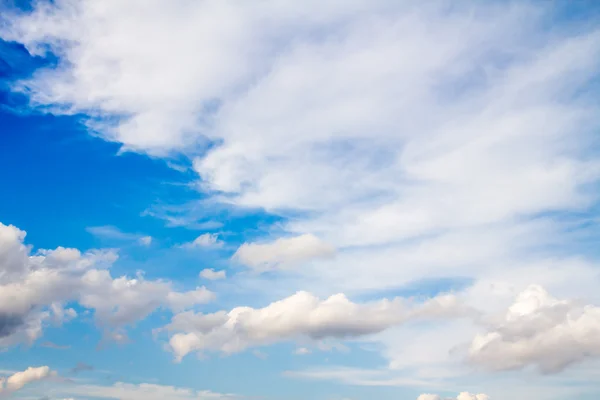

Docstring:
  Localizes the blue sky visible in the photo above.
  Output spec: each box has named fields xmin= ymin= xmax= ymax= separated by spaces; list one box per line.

xmin=1 ymin=1 xmax=600 ymax=400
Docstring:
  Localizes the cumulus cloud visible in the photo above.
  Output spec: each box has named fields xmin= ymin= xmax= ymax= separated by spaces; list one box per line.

xmin=0 ymin=222 xmax=214 ymax=347
xmin=163 ymin=290 xmax=468 ymax=361
xmin=199 ymin=268 xmax=226 ymax=281
xmin=0 ymin=366 xmax=56 ymax=394
xmin=232 ymin=234 xmax=335 ymax=271
xmin=417 ymin=393 xmax=490 ymax=400
xmin=468 ymin=285 xmax=600 ymax=374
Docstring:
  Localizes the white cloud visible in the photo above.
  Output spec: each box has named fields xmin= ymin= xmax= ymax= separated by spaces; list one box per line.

xmin=295 ymin=347 xmax=311 ymax=355
xmin=138 ymin=236 xmax=153 ymax=247
xmin=199 ymin=268 xmax=226 ymax=281
xmin=180 ymin=234 xmax=223 ymax=249
xmin=54 ymin=381 xmax=235 ymax=400
xmin=163 ymin=290 xmax=468 ymax=361
xmin=86 ymin=226 xmax=152 ymax=247
xmin=417 ymin=393 xmax=490 ymax=400
xmin=0 ymin=221 xmax=214 ymax=347
xmin=232 ymin=234 xmax=335 ymax=271
xmin=0 ymin=366 xmax=56 ymax=394
xmin=468 ymin=285 xmax=600 ymax=374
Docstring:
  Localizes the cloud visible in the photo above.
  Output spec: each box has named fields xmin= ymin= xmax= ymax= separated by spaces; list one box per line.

xmin=86 ymin=226 xmax=152 ymax=247
xmin=3 ymin=2 xmax=600 ymax=398
xmin=180 ymin=233 xmax=223 ymax=249
xmin=232 ymin=234 xmax=335 ymax=271
xmin=294 ymin=347 xmax=311 ymax=355
xmin=0 ymin=366 xmax=56 ymax=394
xmin=417 ymin=393 xmax=490 ymax=400
xmin=54 ymin=381 xmax=235 ymax=400
xmin=39 ymin=341 xmax=70 ymax=350
xmin=0 ymin=221 xmax=214 ymax=347
xmin=468 ymin=285 xmax=600 ymax=374
xmin=163 ymin=290 xmax=468 ymax=361
xmin=199 ymin=269 xmax=226 ymax=281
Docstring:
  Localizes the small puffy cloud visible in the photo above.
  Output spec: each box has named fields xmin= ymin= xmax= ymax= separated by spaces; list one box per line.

xmin=418 ymin=393 xmax=490 ymax=400
xmin=294 ymin=347 xmax=311 ymax=355
xmin=180 ymin=234 xmax=223 ymax=249
xmin=138 ymin=236 xmax=153 ymax=247
xmin=0 ymin=366 xmax=56 ymax=394
xmin=468 ymin=285 xmax=600 ymax=373
xmin=199 ymin=269 xmax=226 ymax=281
xmin=232 ymin=234 xmax=335 ymax=271
xmin=163 ymin=290 xmax=467 ymax=361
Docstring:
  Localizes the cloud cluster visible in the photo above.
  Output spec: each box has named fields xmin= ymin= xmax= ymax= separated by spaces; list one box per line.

xmin=164 ymin=290 xmax=467 ymax=360
xmin=0 ymin=366 xmax=56 ymax=395
xmin=468 ymin=285 xmax=600 ymax=373
xmin=0 ymin=222 xmax=214 ymax=347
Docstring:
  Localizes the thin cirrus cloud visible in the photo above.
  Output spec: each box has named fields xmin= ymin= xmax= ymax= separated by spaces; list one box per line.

xmin=86 ymin=225 xmax=152 ymax=247
xmin=52 ymin=381 xmax=236 ymax=400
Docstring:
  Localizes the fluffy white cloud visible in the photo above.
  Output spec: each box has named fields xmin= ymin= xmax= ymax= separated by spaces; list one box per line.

xmin=164 ymin=290 xmax=468 ymax=361
xmin=232 ymin=234 xmax=335 ymax=271
xmin=199 ymin=268 xmax=226 ymax=281
xmin=0 ymin=222 xmax=214 ymax=346
xmin=0 ymin=366 xmax=56 ymax=394
xmin=417 ymin=393 xmax=490 ymax=400
xmin=468 ymin=285 xmax=600 ymax=373
xmin=180 ymin=234 xmax=223 ymax=249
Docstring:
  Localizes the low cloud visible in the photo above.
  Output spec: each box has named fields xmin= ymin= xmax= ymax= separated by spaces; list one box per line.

xmin=468 ymin=285 xmax=600 ymax=373
xmin=164 ymin=290 xmax=468 ymax=361
xmin=0 ymin=366 xmax=56 ymax=395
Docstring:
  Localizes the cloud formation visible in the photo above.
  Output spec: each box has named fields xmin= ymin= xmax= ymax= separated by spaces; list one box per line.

xmin=0 ymin=366 xmax=55 ymax=395
xmin=0 ymin=222 xmax=214 ymax=347
xmin=468 ymin=285 xmax=600 ymax=373
xmin=233 ymin=234 xmax=335 ymax=271
xmin=199 ymin=268 xmax=226 ymax=281
xmin=180 ymin=233 xmax=223 ymax=249
xmin=164 ymin=290 xmax=468 ymax=360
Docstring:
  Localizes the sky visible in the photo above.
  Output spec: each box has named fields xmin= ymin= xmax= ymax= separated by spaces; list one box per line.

xmin=1 ymin=1 xmax=600 ymax=399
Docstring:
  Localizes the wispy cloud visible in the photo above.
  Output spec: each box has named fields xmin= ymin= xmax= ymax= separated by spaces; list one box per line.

xmin=86 ymin=226 xmax=153 ymax=247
